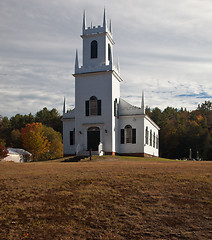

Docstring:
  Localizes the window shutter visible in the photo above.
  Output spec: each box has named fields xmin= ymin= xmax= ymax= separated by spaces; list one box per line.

xmin=121 ymin=129 xmax=125 ymax=144
xmin=132 ymin=129 xmax=136 ymax=144
xmin=70 ymin=131 xmax=74 ymax=145
xmin=98 ymin=100 xmax=101 ymax=115
xmin=85 ymin=101 xmax=89 ymax=116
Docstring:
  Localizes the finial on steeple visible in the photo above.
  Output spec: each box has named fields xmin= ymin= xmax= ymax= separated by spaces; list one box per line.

xmin=103 ymin=8 xmax=107 ymax=31
xmin=110 ymin=19 xmax=112 ymax=34
xmin=83 ymin=10 xmax=87 ymax=33
xmin=141 ymin=91 xmax=145 ymax=114
xmin=63 ymin=97 xmax=66 ymax=114
xmin=75 ymin=49 xmax=79 ymax=71
xmin=117 ymin=57 xmax=120 ymax=73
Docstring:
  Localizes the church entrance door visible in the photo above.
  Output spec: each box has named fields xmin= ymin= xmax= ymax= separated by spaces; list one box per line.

xmin=87 ymin=127 xmax=100 ymax=151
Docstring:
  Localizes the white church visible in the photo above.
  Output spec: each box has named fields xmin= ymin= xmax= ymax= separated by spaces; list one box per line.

xmin=63 ymin=10 xmax=160 ymax=157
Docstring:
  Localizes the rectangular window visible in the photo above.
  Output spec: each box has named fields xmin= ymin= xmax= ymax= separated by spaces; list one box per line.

xmin=132 ymin=129 xmax=136 ymax=144
xmin=121 ymin=129 xmax=125 ymax=144
xmin=70 ymin=131 xmax=74 ymax=145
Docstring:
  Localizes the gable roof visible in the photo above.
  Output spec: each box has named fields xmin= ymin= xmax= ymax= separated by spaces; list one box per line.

xmin=119 ymin=98 xmax=143 ymax=116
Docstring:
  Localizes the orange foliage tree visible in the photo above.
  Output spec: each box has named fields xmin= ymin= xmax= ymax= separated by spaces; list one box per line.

xmin=21 ymin=122 xmax=49 ymax=161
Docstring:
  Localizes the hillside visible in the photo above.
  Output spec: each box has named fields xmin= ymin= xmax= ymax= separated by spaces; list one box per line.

xmin=0 ymin=157 xmax=211 ymax=239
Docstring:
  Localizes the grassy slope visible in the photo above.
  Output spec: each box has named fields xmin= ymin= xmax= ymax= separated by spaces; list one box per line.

xmin=0 ymin=157 xmax=211 ymax=240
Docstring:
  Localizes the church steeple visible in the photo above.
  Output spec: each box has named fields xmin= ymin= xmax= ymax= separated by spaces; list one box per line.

xmin=75 ymin=49 xmax=79 ymax=71
xmin=109 ymin=19 xmax=112 ymax=34
xmin=76 ymin=10 xmax=121 ymax=81
xmin=141 ymin=91 xmax=145 ymax=114
xmin=63 ymin=97 xmax=66 ymax=114
xmin=117 ymin=57 xmax=120 ymax=73
xmin=103 ymin=8 xmax=107 ymax=31
xmin=82 ymin=10 xmax=87 ymax=34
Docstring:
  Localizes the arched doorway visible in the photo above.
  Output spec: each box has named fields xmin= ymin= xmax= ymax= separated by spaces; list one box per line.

xmin=87 ymin=127 xmax=100 ymax=151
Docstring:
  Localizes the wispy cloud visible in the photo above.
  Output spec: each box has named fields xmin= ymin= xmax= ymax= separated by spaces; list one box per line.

xmin=0 ymin=0 xmax=211 ymax=117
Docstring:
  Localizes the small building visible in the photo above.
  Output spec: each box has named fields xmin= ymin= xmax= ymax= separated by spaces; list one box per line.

xmin=63 ymin=10 xmax=160 ymax=157
xmin=3 ymin=148 xmax=33 ymax=163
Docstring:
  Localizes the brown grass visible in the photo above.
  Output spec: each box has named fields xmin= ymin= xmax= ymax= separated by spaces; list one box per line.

xmin=0 ymin=156 xmax=211 ymax=239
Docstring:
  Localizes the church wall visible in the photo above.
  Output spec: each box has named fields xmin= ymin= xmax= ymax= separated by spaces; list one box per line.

xmin=82 ymin=33 xmax=104 ymax=67
xmin=75 ymin=72 xmax=114 ymax=152
xmin=82 ymin=31 xmax=114 ymax=68
xmin=63 ymin=118 xmax=75 ymax=155
xmin=118 ymin=115 xmax=145 ymax=154
xmin=144 ymin=117 xmax=159 ymax=157
xmin=112 ymin=74 xmax=121 ymax=153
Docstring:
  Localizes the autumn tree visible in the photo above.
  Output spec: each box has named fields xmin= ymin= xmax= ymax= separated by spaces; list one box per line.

xmin=21 ymin=122 xmax=63 ymax=161
xmin=0 ymin=145 xmax=8 ymax=160
xmin=21 ymin=123 xmax=49 ymax=161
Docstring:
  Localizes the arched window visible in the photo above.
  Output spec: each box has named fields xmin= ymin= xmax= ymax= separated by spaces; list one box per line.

xmin=85 ymin=96 xmax=101 ymax=116
xmin=91 ymin=40 xmax=98 ymax=58
xmin=150 ymin=130 xmax=152 ymax=146
xmin=121 ymin=125 xmax=136 ymax=144
xmin=145 ymin=127 xmax=149 ymax=145
xmin=108 ymin=44 xmax=111 ymax=61
xmin=90 ymin=96 xmax=98 ymax=115
xmin=125 ymin=125 xmax=132 ymax=143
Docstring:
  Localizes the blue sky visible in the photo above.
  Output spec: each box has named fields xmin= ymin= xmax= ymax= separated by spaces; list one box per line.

xmin=0 ymin=0 xmax=212 ymax=117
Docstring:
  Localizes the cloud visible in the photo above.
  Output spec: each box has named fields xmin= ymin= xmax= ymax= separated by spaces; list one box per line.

xmin=0 ymin=0 xmax=211 ymax=117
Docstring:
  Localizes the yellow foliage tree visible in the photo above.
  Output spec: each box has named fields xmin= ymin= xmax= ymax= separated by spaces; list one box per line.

xmin=21 ymin=122 xmax=49 ymax=161
xmin=42 ymin=125 xmax=63 ymax=160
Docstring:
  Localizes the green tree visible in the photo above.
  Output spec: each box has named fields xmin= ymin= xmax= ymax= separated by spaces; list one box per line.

xmin=35 ymin=108 xmax=62 ymax=133
xmin=0 ymin=117 xmax=11 ymax=146
xmin=11 ymin=129 xmax=22 ymax=148
xmin=42 ymin=126 xmax=63 ymax=160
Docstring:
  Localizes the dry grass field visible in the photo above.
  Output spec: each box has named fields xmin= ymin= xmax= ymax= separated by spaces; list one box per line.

xmin=0 ymin=156 xmax=211 ymax=240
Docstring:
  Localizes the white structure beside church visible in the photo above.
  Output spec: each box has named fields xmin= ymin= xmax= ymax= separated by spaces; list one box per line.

xmin=63 ymin=10 xmax=160 ymax=157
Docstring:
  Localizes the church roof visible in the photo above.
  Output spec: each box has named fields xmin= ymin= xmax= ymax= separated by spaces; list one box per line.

xmin=119 ymin=98 xmax=143 ymax=116
xmin=63 ymin=108 xmax=75 ymax=119
xmin=119 ymin=98 xmax=160 ymax=130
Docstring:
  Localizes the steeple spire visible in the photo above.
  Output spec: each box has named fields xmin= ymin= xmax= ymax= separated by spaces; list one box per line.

xmin=75 ymin=49 xmax=79 ymax=71
xmin=103 ymin=8 xmax=107 ymax=31
xmin=109 ymin=19 xmax=112 ymax=34
xmin=83 ymin=10 xmax=87 ymax=33
xmin=63 ymin=97 xmax=66 ymax=114
xmin=117 ymin=57 xmax=120 ymax=73
xmin=141 ymin=91 xmax=145 ymax=114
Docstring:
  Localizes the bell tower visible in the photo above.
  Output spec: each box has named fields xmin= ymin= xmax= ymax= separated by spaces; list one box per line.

xmin=73 ymin=10 xmax=122 ymax=155
xmin=75 ymin=9 xmax=118 ymax=74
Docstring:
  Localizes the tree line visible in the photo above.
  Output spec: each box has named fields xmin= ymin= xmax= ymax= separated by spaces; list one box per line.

xmin=0 ymin=108 xmax=63 ymax=161
xmin=0 ymin=101 xmax=211 ymax=160
xmin=146 ymin=101 xmax=212 ymax=160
